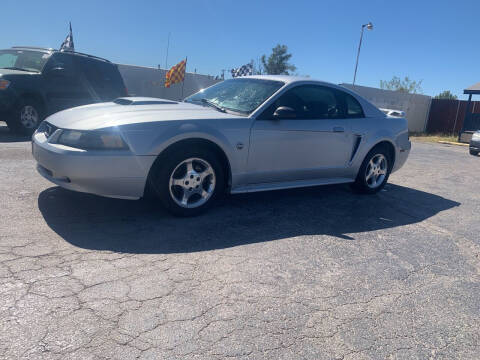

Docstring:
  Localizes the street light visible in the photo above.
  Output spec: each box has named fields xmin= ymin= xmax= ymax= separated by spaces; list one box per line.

xmin=352 ymin=22 xmax=373 ymax=86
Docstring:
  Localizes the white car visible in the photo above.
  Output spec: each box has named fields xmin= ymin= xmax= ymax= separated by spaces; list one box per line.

xmin=32 ymin=76 xmax=411 ymax=216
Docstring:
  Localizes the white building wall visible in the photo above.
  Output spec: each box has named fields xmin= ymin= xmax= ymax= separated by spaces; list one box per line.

xmin=341 ymin=84 xmax=432 ymax=133
xmin=117 ymin=64 xmax=221 ymax=101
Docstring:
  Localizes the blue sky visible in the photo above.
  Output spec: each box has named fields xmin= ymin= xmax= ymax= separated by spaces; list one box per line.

xmin=3 ymin=0 xmax=479 ymax=98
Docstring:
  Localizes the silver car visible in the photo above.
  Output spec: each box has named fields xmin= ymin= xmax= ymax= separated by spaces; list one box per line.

xmin=32 ymin=76 xmax=411 ymax=216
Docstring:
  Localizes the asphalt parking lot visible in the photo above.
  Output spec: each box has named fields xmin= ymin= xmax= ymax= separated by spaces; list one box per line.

xmin=1 ymin=122 xmax=479 ymax=360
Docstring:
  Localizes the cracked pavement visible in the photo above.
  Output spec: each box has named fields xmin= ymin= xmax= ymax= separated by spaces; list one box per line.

xmin=1 ymin=123 xmax=479 ymax=359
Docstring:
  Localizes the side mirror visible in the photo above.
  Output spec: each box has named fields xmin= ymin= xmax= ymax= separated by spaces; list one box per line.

xmin=272 ymin=106 xmax=296 ymax=119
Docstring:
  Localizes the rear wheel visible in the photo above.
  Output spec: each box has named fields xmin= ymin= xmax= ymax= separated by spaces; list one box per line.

xmin=7 ymin=98 xmax=44 ymax=135
xmin=351 ymin=145 xmax=392 ymax=194
xmin=469 ymin=149 xmax=479 ymax=156
xmin=148 ymin=147 xmax=225 ymax=216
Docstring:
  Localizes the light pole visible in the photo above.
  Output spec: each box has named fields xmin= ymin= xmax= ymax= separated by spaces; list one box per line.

xmin=353 ymin=22 xmax=373 ymax=86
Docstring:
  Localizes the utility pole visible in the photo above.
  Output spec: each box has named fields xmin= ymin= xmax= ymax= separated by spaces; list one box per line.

xmin=353 ymin=22 xmax=373 ymax=86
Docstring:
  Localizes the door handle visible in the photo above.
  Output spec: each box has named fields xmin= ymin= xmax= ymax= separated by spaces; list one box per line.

xmin=333 ymin=126 xmax=345 ymax=132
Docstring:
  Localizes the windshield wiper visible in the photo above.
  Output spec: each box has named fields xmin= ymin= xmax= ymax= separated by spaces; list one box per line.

xmin=1 ymin=67 xmax=38 ymax=72
xmin=201 ymin=98 xmax=226 ymax=113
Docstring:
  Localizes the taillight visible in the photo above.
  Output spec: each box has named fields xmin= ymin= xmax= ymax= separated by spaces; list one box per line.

xmin=124 ymin=87 xmax=129 ymax=96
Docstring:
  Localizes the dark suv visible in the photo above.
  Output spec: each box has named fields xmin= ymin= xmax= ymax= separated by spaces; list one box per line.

xmin=0 ymin=47 xmax=127 ymax=134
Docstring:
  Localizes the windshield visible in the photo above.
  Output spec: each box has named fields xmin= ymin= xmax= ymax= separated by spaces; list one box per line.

xmin=0 ymin=49 xmax=51 ymax=73
xmin=184 ymin=78 xmax=284 ymax=114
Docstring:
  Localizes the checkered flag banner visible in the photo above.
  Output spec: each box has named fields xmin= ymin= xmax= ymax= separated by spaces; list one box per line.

xmin=231 ymin=63 xmax=253 ymax=78
xmin=60 ymin=22 xmax=74 ymax=52
xmin=165 ymin=59 xmax=187 ymax=88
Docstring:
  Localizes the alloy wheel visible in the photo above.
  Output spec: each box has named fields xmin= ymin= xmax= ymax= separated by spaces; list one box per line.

xmin=365 ymin=153 xmax=388 ymax=189
xmin=20 ymin=105 xmax=39 ymax=129
xmin=169 ymin=157 xmax=216 ymax=208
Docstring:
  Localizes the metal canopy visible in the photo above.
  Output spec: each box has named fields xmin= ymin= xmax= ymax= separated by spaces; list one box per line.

xmin=464 ymin=82 xmax=480 ymax=94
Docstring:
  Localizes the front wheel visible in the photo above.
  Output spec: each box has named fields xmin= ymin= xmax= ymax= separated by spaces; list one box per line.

xmin=351 ymin=146 xmax=392 ymax=194
xmin=148 ymin=148 xmax=225 ymax=216
xmin=469 ymin=149 xmax=479 ymax=156
xmin=7 ymin=98 xmax=44 ymax=135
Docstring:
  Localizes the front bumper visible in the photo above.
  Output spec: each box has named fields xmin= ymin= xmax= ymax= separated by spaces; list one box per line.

xmin=470 ymin=139 xmax=480 ymax=152
xmin=32 ymin=132 xmax=156 ymax=199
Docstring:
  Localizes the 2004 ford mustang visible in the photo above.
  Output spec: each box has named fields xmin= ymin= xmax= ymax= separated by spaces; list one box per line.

xmin=32 ymin=75 xmax=411 ymax=216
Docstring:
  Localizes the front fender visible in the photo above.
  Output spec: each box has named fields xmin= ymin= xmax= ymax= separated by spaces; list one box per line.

xmin=121 ymin=118 xmax=253 ymax=179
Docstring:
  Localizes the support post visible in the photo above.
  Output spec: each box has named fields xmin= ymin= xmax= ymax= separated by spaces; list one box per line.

xmin=458 ymin=93 xmax=472 ymax=142
xmin=181 ymin=57 xmax=187 ymax=100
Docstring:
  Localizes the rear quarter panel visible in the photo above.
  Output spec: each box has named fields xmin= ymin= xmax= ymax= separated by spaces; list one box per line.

xmin=350 ymin=115 xmax=409 ymax=175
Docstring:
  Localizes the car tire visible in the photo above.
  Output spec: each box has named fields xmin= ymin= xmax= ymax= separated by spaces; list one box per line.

xmin=351 ymin=145 xmax=392 ymax=194
xmin=148 ymin=147 xmax=226 ymax=216
xmin=7 ymin=98 xmax=44 ymax=135
xmin=469 ymin=149 xmax=479 ymax=156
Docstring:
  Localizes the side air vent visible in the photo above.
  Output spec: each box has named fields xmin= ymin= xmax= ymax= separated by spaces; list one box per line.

xmin=113 ymin=98 xmax=178 ymax=105
xmin=350 ymin=135 xmax=363 ymax=162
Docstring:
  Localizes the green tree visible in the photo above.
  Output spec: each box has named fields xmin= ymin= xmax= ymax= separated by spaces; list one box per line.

xmin=251 ymin=59 xmax=264 ymax=75
xmin=380 ymin=76 xmax=423 ymax=94
xmin=261 ymin=44 xmax=296 ymax=75
xmin=434 ymin=90 xmax=457 ymax=100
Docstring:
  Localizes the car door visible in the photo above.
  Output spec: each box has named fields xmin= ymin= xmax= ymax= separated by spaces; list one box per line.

xmin=247 ymin=84 xmax=355 ymax=184
xmin=43 ymin=53 xmax=92 ymax=114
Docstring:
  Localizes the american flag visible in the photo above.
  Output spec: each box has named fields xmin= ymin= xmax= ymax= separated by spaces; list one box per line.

xmin=231 ymin=63 xmax=253 ymax=78
xmin=60 ymin=22 xmax=74 ymax=52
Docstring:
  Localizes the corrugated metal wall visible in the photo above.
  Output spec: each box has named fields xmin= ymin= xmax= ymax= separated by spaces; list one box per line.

xmin=341 ymin=84 xmax=432 ymax=133
xmin=117 ymin=64 xmax=221 ymax=101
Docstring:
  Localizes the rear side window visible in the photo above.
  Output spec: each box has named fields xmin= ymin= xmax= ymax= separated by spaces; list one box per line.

xmin=74 ymin=57 xmax=126 ymax=101
xmin=345 ymin=93 xmax=365 ymax=118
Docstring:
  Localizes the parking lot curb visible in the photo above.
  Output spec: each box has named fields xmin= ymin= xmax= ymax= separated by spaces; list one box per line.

xmin=438 ymin=141 xmax=469 ymax=147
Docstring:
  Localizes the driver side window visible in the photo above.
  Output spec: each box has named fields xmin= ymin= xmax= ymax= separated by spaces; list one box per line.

xmin=261 ymin=85 xmax=345 ymax=120
xmin=44 ymin=53 xmax=74 ymax=75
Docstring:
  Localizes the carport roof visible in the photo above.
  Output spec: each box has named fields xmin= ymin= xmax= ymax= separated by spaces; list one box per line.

xmin=464 ymin=82 xmax=480 ymax=94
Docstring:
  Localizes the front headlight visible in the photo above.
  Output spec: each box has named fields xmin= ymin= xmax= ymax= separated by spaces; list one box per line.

xmin=54 ymin=129 xmax=129 ymax=150
xmin=472 ymin=132 xmax=480 ymax=141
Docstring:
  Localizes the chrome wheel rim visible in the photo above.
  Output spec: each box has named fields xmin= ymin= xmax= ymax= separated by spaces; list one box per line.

xmin=169 ymin=157 xmax=216 ymax=208
xmin=20 ymin=105 xmax=39 ymax=129
xmin=365 ymin=154 xmax=388 ymax=189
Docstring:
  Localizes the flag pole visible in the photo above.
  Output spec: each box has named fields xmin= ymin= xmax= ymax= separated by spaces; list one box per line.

xmin=181 ymin=57 xmax=187 ymax=100
xmin=165 ymin=32 xmax=170 ymax=70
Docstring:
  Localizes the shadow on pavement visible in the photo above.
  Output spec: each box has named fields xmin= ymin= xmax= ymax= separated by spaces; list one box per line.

xmin=38 ymin=183 xmax=460 ymax=254
xmin=0 ymin=123 xmax=30 ymax=143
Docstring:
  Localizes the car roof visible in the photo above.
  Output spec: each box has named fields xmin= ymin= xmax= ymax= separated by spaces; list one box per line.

xmin=239 ymin=74 xmax=342 ymax=87
xmin=10 ymin=46 xmax=54 ymax=53
xmin=7 ymin=47 xmax=111 ymax=63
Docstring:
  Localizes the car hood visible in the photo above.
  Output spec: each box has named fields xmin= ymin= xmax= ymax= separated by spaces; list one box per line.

xmin=45 ymin=98 xmax=245 ymax=130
